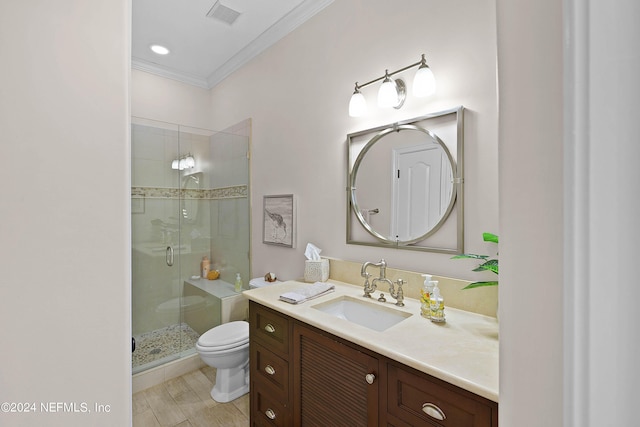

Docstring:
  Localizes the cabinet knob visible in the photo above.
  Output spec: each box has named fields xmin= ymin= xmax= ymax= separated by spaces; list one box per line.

xmin=264 ymin=323 xmax=276 ymax=333
xmin=422 ymin=403 xmax=446 ymax=421
xmin=365 ymin=373 xmax=376 ymax=385
xmin=264 ymin=364 xmax=276 ymax=375
xmin=265 ymin=408 xmax=276 ymax=420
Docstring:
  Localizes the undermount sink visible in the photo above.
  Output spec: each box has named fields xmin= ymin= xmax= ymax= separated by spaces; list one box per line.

xmin=312 ymin=295 xmax=412 ymax=332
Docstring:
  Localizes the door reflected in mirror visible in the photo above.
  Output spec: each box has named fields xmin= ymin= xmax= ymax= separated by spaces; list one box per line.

xmin=347 ymin=107 xmax=464 ymax=253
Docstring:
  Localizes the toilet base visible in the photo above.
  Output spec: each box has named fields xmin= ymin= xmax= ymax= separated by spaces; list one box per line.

xmin=210 ymin=362 xmax=250 ymax=403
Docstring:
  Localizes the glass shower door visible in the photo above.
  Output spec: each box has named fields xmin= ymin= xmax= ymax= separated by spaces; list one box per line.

xmin=131 ymin=118 xmax=186 ymax=373
xmin=131 ymin=118 xmax=251 ymax=374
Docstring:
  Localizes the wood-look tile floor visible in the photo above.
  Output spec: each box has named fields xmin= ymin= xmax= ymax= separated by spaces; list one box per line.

xmin=132 ymin=366 xmax=250 ymax=427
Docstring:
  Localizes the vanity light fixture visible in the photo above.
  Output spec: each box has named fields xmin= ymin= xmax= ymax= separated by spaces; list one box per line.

xmin=171 ymin=154 xmax=195 ymax=170
xmin=348 ymin=54 xmax=436 ymax=117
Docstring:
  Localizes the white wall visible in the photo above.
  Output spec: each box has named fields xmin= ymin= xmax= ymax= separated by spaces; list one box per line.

xmin=209 ymin=0 xmax=499 ymax=282
xmin=0 ymin=1 xmax=131 ymax=426
xmin=132 ymin=69 xmax=212 ymax=129
xmin=498 ymin=0 xmax=640 ymax=425
xmin=564 ymin=0 xmax=640 ymax=426
xmin=496 ymin=0 xmax=564 ymax=424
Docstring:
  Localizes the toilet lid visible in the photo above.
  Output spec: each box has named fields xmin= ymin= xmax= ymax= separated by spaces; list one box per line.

xmin=197 ymin=321 xmax=249 ymax=349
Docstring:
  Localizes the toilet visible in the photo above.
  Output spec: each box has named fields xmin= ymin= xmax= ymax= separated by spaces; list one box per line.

xmin=195 ymin=320 xmax=250 ymax=402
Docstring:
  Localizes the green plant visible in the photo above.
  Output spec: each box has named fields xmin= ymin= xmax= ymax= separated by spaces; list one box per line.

xmin=451 ymin=232 xmax=499 ymax=289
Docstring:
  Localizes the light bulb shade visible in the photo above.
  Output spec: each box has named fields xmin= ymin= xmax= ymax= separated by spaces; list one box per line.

xmin=413 ymin=65 xmax=436 ymax=97
xmin=378 ymin=78 xmax=399 ymax=108
xmin=349 ymin=91 xmax=367 ymax=117
xmin=178 ymin=158 xmax=186 ymax=170
xmin=171 ymin=159 xmax=179 ymax=170
xmin=185 ymin=155 xmax=195 ymax=168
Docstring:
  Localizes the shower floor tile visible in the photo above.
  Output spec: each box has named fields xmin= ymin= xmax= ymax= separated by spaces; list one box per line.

xmin=133 ymin=323 xmax=200 ymax=371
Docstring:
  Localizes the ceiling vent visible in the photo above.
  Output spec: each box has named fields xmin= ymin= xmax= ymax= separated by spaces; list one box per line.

xmin=206 ymin=1 xmax=242 ymax=25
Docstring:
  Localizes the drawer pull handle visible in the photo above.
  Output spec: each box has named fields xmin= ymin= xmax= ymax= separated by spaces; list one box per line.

xmin=264 ymin=323 xmax=276 ymax=333
xmin=264 ymin=364 xmax=276 ymax=375
xmin=265 ymin=408 xmax=276 ymax=420
xmin=422 ymin=403 xmax=446 ymax=421
xmin=365 ymin=373 xmax=376 ymax=385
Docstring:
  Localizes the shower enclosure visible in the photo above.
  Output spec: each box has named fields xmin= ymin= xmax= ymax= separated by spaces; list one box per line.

xmin=131 ymin=117 xmax=250 ymax=374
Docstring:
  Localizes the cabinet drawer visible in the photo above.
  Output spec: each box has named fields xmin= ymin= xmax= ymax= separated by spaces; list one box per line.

xmin=250 ymin=302 xmax=290 ymax=357
xmin=387 ymin=363 xmax=496 ymax=427
xmin=251 ymin=342 xmax=289 ymax=396
xmin=253 ymin=381 xmax=289 ymax=427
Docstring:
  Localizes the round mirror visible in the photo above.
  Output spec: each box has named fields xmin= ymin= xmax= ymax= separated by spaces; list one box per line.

xmin=350 ymin=124 xmax=457 ymax=245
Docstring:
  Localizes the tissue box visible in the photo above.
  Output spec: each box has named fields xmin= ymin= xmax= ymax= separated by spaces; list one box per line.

xmin=304 ymin=259 xmax=330 ymax=282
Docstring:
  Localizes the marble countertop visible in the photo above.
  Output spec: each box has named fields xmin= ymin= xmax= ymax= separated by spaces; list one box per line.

xmin=244 ymin=279 xmax=499 ymax=402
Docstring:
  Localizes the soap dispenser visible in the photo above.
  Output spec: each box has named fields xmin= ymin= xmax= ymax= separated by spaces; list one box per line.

xmin=234 ymin=273 xmax=243 ymax=292
xmin=429 ymin=281 xmax=446 ymax=323
xmin=420 ymin=274 xmax=433 ymax=318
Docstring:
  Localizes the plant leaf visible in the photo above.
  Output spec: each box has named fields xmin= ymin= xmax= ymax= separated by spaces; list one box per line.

xmin=472 ymin=259 xmax=499 ymax=275
xmin=483 ymin=232 xmax=499 ymax=244
xmin=463 ymin=280 xmax=499 ymax=289
xmin=451 ymin=254 xmax=489 ymax=260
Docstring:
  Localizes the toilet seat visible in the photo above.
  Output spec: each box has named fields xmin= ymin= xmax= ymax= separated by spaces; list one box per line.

xmin=196 ymin=321 xmax=249 ymax=352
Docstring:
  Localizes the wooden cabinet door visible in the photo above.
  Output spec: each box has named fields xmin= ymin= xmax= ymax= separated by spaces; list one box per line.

xmin=386 ymin=362 xmax=498 ymax=427
xmin=293 ymin=323 xmax=379 ymax=427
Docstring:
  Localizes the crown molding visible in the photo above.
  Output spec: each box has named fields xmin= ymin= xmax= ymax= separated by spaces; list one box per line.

xmin=131 ymin=58 xmax=209 ymax=89
xmin=206 ymin=0 xmax=334 ymax=88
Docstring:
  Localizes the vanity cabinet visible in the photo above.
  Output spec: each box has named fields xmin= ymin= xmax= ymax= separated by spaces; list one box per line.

xmin=249 ymin=302 xmax=293 ymax=426
xmin=293 ymin=322 xmax=379 ymax=426
xmin=385 ymin=362 xmax=498 ymax=426
xmin=249 ymin=301 xmax=498 ymax=427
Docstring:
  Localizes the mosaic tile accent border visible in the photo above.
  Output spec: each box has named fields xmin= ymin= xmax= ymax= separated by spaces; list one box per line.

xmin=132 ymin=185 xmax=248 ymax=200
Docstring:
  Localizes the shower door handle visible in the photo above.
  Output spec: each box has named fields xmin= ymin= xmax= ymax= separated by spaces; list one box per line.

xmin=166 ymin=246 xmax=174 ymax=266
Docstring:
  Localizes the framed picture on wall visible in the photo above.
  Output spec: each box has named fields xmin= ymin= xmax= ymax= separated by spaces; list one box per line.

xmin=263 ymin=194 xmax=295 ymax=248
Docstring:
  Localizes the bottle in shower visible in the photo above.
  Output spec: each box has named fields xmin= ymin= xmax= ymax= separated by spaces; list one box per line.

xmin=201 ymin=256 xmax=210 ymax=278
xmin=235 ymin=273 xmax=243 ymax=292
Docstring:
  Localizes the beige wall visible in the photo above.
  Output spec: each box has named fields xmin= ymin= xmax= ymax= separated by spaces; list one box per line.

xmin=132 ymin=69 xmax=212 ymax=130
xmin=0 ymin=0 xmax=131 ymax=425
xmin=496 ymin=0 xmax=564 ymax=425
xmin=209 ymin=0 xmax=500 ymax=283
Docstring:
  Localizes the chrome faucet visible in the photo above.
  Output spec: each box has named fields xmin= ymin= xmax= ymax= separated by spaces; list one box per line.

xmin=361 ymin=258 xmax=387 ymax=279
xmin=389 ymin=278 xmax=405 ymax=307
xmin=361 ymin=259 xmax=405 ymax=306
xmin=362 ymin=271 xmax=375 ymax=298
xmin=361 ymin=259 xmax=389 ymax=298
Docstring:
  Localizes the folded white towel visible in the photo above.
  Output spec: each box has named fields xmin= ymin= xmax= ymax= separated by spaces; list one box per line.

xmin=279 ymin=282 xmax=335 ymax=304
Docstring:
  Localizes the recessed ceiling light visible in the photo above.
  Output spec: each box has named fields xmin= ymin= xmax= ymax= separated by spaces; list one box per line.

xmin=150 ymin=44 xmax=170 ymax=55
